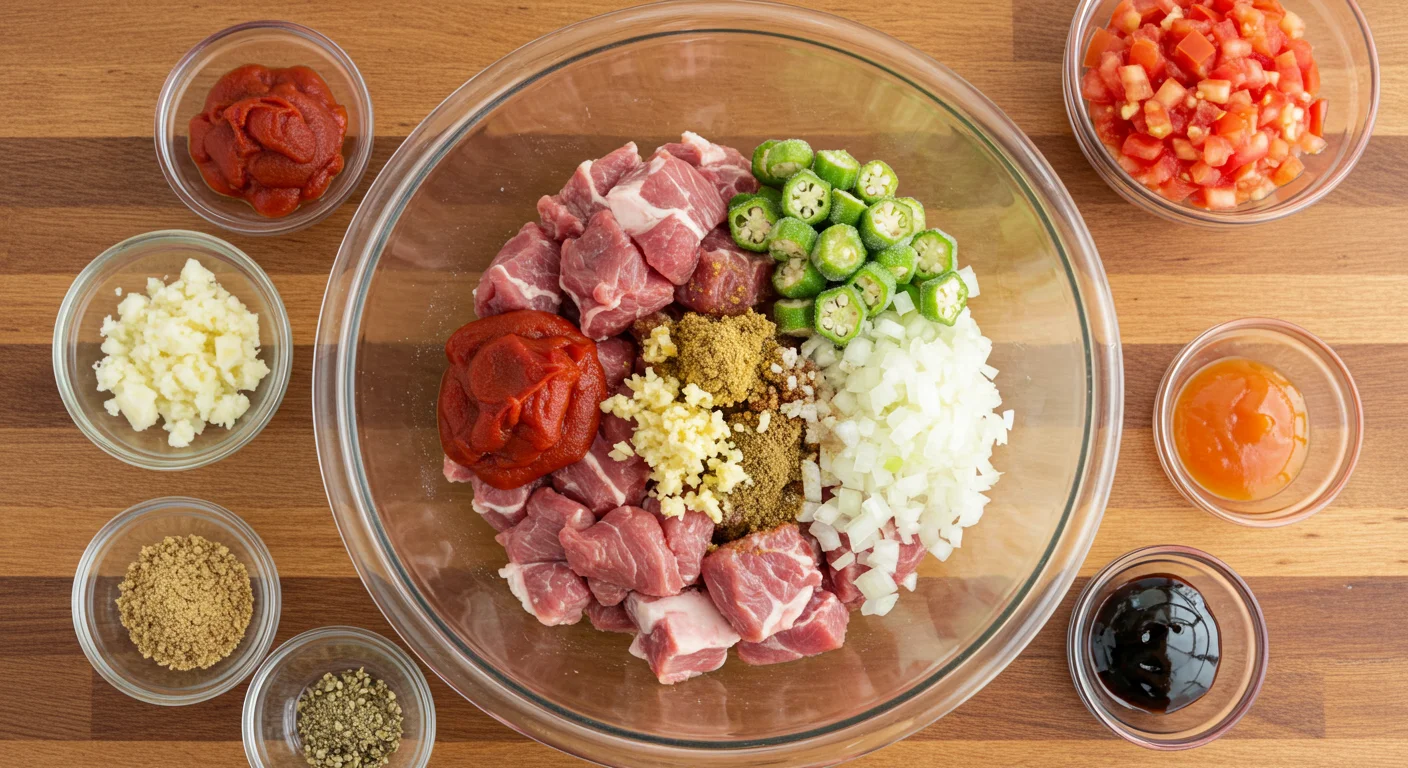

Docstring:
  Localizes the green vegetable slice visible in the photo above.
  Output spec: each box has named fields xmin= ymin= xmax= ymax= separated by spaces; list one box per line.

xmin=812 ymin=149 xmax=860 ymax=191
xmin=810 ymin=224 xmax=866 ymax=282
xmin=856 ymin=160 xmax=899 ymax=203
xmin=910 ymin=228 xmax=958 ymax=281
xmin=828 ymin=189 xmax=868 ymax=226
xmin=773 ymin=298 xmax=816 ymax=337
xmin=768 ymin=217 xmax=819 ymax=263
xmin=814 ymin=285 xmax=866 ymax=346
xmin=781 ymin=169 xmax=832 ymax=225
xmin=874 ymin=243 xmax=919 ymax=284
xmin=847 ymin=262 xmax=898 ymax=317
xmin=918 ymin=271 xmax=969 ymax=326
xmin=727 ymin=196 xmax=780 ymax=252
xmin=858 ymin=198 xmax=915 ymax=251
xmin=772 ymin=255 xmax=827 ymax=299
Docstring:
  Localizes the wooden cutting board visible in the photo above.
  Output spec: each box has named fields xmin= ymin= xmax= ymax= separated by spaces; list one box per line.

xmin=4 ymin=0 xmax=1405 ymax=765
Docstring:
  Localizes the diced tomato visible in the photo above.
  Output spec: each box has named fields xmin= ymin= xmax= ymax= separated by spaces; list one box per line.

xmin=1130 ymin=38 xmax=1166 ymax=78
xmin=1253 ymin=0 xmax=1287 ymax=13
xmin=1085 ymin=28 xmax=1120 ymax=68
xmin=1299 ymin=133 xmax=1328 ymax=155
xmin=1285 ymin=39 xmax=1314 ymax=69
xmin=1251 ymin=23 xmax=1286 ymax=58
xmin=1308 ymin=98 xmax=1328 ymax=137
xmin=1203 ymin=134 xmax=1235 ymax=167
xmin=1190 ymin=160 xmax=1223 ymax=186
xmin=1120 ymin=64 xmax=1155 ymax=101
xmin=1169 ymin=106 xmax=1190 ymax=136
xmin=1158 ymin=177 xmax=1200 ymax=203
xmin=1211 ymin=55 xmax=1267 ymax=91
xmin=1153 ymin=78 xmax=1188 ymax=109
xmin=1136 ymin=153 xmax=1180 ymax=186
xmin=1188 ymin=5 xmax=1224 ymax=24
xmin=1144 ymin=100 xmax=1174 ymax=138
xmin=1132 ymin=23 xmax=1162 ymax=45
xmin=1170 ymin=18 xmax=1213 ymax=39
xmin=1172 ymin=136 xmax=1201 ymax=161
xmin=1272 ymin=154 xmax=1305 ymax=185
xmin=1123 ymin=132 xmax=1165 ymax=162
xmin=1280 ymin=10 xmax=1306 ymax=40
xmin=1211 ymin=0 xmax=1238 ymax=13
xmin=1211 ymin=18 xmax=1239 ymax=45
xmin=1174 ymin=31 xmax=1218 ymax=78
xmin=1215 ymin=105 xmax=1258 ymax=144
xmin=1082 ymin=69 xmax=1115 ymax=103
xmin=1133 ymin=0 xmax=1174 ymax=21
xmin=1228 ymin=89 xmax=1253 ymax=110
xmin=1232 ymin=162 xmax=1265 ymax=190
xmin=1267 ymin=136 xmax=1291 ymax=165
xmin=1228 ymin=130 xmax=1271 ymax=168
xmin=1197 ymin=79 xmax=1232 ymax=104
xmin=1198 ymin=185 xmax=1240 ymax=209
xmin=1130 ymin=107 xmax=1150 ymax=136
xmin=1116 ymin=152 xmax=1146 ymax=175
xmin=1257 ymin=89 xmax=1288 ymax=127
xmin=1112 ymin=0 xmax=1142 ymax=33
xmin=1275 ymin=51 xmax=1304 ymax=95
xmin=1303 ymin=58 xmax=1321 ymax=93
xmin=1220 ymin=37 xmax=1253 ymax=61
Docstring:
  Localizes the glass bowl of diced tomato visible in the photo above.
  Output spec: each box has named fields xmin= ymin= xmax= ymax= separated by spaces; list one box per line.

xmin=1064 ymin=0 xmax=1378 ymax=225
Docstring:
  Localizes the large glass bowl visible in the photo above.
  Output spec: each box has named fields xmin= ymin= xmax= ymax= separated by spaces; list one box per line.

xmin=311 ymin=2 xmax=1123 ymax=765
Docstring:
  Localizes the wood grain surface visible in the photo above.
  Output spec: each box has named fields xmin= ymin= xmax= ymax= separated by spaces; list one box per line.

xmin=3 ymin=0 xmax=1405 ymax=765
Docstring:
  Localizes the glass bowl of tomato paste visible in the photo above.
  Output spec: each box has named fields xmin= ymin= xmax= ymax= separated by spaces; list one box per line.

xmin=1064 ymin=0 xmax=1378 ymax=225
xmin=156 ymin=21 xmax=374 ymax=236
xmin=1153 ymin=318 xmax=1363 ymax=526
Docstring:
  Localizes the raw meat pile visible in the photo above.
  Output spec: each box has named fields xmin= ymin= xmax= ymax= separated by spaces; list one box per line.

xmin=448 ymin=133 xmax=854 ymax=684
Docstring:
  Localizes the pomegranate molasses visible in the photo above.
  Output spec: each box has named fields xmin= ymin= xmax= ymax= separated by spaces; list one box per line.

xmin=1091 ymin=575 xmax=1220 ymax=714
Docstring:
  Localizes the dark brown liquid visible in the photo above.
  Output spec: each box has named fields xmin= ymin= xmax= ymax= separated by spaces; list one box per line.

xmin=1090 ymin=574 xmax=1220 ymax=714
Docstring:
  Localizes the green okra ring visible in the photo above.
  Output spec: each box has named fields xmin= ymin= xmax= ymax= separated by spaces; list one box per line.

xmin=828 ymin=189 xmax=868 ymax=227
xmin=772 ymin=255 xmax=828 ymax=299
xmin=874 ymin=243 xmax=919 ymax=284
xmin=919 ymin=271 xmax=969 ymax=326
xmin=728 ymin=196 xmax=780 ymax=252
xmin=812 ymin=149 xmax=860 ymax=191
xmin=856 ymin=160 xmax=899 ymax=203
xmin=781 ymin=169 xmax=832 ymax=225
xmin=810 ymin=224 xmax=867 ymax=282
xmin=911 ymin=228 xmax=958 ymax=281
xmin=847 ymin=261 xmax=898 ymax=317
xmin=814 ymin=284 xmax=866 ymax=346
xmin=768 ymin=217 xmax=819 ymax=263
xmin=858 ymin=198 xmax=915 ymax=251
xmin=773 ymin=298 xmax=816 ymax=337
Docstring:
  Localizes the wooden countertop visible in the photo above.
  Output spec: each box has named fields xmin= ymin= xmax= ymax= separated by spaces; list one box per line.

xmin=4 ymin=0 xmax=1405 ymax=765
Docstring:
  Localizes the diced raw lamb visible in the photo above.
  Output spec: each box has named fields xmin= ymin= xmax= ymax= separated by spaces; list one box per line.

xmin=462 ymin=470 xmax=539 ymax=532
xmin=659 ymin=132 xmax=760 ymax=206
xmin=606 ymin=150 xmax=727 ymax=285
xmin=587 ymin=599 xmax=637 ymax=634
xmin=700 ymin=524 xmax=823 ymax=642
xmin=551 ymin=427 xmax=648 ymax=515
xmin=473 ymin=222 xmax=562 ymax=317
xmin=596 ymin=337 xmax=637 ymax=388
xmin=537 ymin=142 xmax=642 ymax=241
xmin=499 ymin=561 xmax=591 ymax=626
xmin=495 ymin=487 xmax=595 ymax=564
xmin=444 ymin=455 xmax=476 ymax=483
xmin=560 ymin=505 xmax=685 ymax=596
xmin=589 ymin=578 xmax=631 ymax=607
xmin=559 ymin=210 xmax=675 ymax=340
xmin=644 ymin=497 xmax=714 ymax=587
xmin=736 ymin=590 xmax=849 ymax=666
xmin=626 ymin=589 xmax=740 ymax=684
xmin=674 ymin=227 xmax=774 ymax=316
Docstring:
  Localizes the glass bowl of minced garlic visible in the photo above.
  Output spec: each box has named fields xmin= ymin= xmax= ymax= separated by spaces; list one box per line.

xmin=242 ymin=626 xmax=436 ymax=768
xmin=71 ymin=496 xmax=282 ymax=705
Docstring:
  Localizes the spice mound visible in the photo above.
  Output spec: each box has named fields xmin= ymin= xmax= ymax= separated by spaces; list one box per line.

xmin=297 ymin=668 xmax=405 ymax=768
xmin=663 ymin=310 xmax=772 ymax=407
xmin=115 ymin=534 xmax=253 ymax=670
xmin=717 ymin=409 xmax=806 ymax=541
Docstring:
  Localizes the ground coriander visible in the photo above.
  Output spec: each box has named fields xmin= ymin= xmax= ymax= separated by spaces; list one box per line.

xmin=717 ymin=409 xmax=806 ymax=540
xmin=297 ymin=668 xmax=405 ymax=768
xmin=115 ymin=533 xmax=253 ymax=671
xmin=665 ymin=310 xmax=773 ymax=407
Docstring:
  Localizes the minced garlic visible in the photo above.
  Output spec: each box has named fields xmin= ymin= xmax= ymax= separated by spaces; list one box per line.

xmin=601 ymin=367 xmax=748 ymax=522
xmin=642 ymin=323 xmax=677 ymax=364
xmin=94 ymin=258 xmax=271 ymax=447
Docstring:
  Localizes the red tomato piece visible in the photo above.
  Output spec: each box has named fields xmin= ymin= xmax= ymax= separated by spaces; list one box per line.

xmin=1189 ymin=5 xmax=1224 ymax=23
xmin=1275 ymin=51 xmax=1304 ymax=95
xmin=1203 ymin=135 xmax=1235 ymax=167
xmin=1303 ymin=59 xmax=1321 ymax=93
xmin=1253 ymin=0 xmax=1287 ymax=13
xmin=1211 ymin=0 xmax=1238 ymax=13
xmin=1123 ymin=133 xmax=1165 ymax=162
xmin=1285 ymin=39 xmax=1314 ymax=70
xmin=1211 ymin=19 xmax=1240 ymax=45
xmin=1112 ymin=0 xmax=1142 ymax=32
xmin=1153 ymin=78 xmax=1188 ymax=109
xmin=1082 ymin=69 xmax=1115 ymax=103
xmin=1099 ymin=51 xmax=1125 ymax=94
xmin=1190 ymin=160 xmax=1223 ymax=186
xmin=1133 ymin=0 xmax=1174 ymax=21
xmin=1308 ymin=98 xmax=1328 ymax=137
xmin=1198 ymin=185 xmax=1239 ymax=209
xmin=1272 ymin=154 xmax=1305 ymax=185
xmin=1085 ymin=27 xmax=1121 ymax=68
xmin=1144 ymin=100 xmax=1174 ymax=138
xmin=1130 ymin=38 xmax=1167 ymax=78
xmin=1257 ymin=89 xmax=1289 ymax=127
xmin=1174 ymin=31 xmax=1217 ymax=75
xmin=1159 ymin=177 xmax=1200 ymax=203
xmin=1120 ymin=64 xmax=1155 ymax=101
xmin=1229 ymin=130 xmax=1271 ymax=169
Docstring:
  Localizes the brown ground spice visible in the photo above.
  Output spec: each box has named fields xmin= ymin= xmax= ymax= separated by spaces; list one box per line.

xmin=716 ymin=410 xmax=805 ymax=541
xmin=665 ymin=310 xmax=773 ymax=407
xmin=115 ymin=534 xmax=253 ymax=671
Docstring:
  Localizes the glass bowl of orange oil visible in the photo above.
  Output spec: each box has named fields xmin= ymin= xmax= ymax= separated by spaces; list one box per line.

xmin=1153 ymin=318 xmax=1362 ymax=527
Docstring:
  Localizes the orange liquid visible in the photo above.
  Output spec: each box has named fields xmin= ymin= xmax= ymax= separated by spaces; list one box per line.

xmin=1173 ymin=357 xmax=1308 ymax=502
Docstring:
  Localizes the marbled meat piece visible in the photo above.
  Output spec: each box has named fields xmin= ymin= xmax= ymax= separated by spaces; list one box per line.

xmin=589 ymin=578 xmax=631 ymax=607
xmin=444 ymin=455 xmax=476 ymax=483
xmin=736 ymin=589 xmax=849 ymax=666
xmin=495 ymin=487 xmax=595 ymax=564
xmin=700 ymin=524 xmax=823 ymax=642
xmin=606 ymin=150 xmax=726 ymax=285
xmin=499 ymin=561 xmax=591 ymax=626
xmin=537 ymin=142 xmax=642 ymax=241
xmin=626 ymin=589 xmax=740 ymax=684
xmin=595 ymin=336 xmax=637 ymax=388
xmin=559 ymin=209 xmax=675 ymax=340
xmin=551 ymin=426 xmax=648 ymax=515
xmin=587 ymin=599 xmax=637 ymax=634
xmin=560 ymin=505 xmax=685 ymax=596
xmin=644 ymin=496 xmax=715 ymax=587
xmin=461 ymin=469 xmax=539 ymax=533
xmin=473 ymin=222 xmax=562 ymax=317
xmin=658 ymin=131 xmax=760 ymax=206
xmin=674 ymin=226 xmax=773 ymax=316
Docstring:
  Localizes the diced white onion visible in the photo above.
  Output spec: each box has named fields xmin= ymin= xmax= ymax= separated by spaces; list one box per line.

xmin=854 ymin=567 xmax=898 ymax=600
xmin=810 ymin=521 xmax=842 ymax=551
xmin=861 ymin=593 xmax=899 ymax=616
xmin=832 ymin=551 xmax=856 ymax=569
xmin=801 ymin=459 xmax=822 ymax=502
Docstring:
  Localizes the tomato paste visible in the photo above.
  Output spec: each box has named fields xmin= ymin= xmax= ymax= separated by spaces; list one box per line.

xmin=188 ymin=64 xmax=348 ymax=218
xmin=439 ymin=310 xmax=606 ymax=489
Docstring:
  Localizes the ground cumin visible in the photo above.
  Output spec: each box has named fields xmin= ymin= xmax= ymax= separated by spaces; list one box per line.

xmin=716 ymin=409 xmax=805 ymax=541
xmin=666 ymin=310 xmax=773 ymax=407
xmin=115 ymin=534 xmax=253 ymax=671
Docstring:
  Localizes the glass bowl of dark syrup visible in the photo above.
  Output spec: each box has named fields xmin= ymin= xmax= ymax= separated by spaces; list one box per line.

xmin=1068 ymin=546 xmax=1268 ymax=750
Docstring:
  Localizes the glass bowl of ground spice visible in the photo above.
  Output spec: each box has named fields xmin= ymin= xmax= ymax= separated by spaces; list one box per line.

xmin=72 ymin=496 xmax=282 ymax=705
xmin=242 ymin=626 xmax=436 ymax=768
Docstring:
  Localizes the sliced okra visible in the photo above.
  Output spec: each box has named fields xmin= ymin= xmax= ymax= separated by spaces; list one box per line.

xmin=896 ymin=197 xmax=926 ymax=232
xmin=781 ymin=169 xmax=832 ymax=225
xmin=858 ymin=198 xmax=915 ymax=251
xmin=758 ymin=139 xmax=814 ymax=185
xmin=828 ymin=189 xmax=868 ymax=227
xmin=773 ymin=298 xmax=816 ymax=337
xmin=755 ymin=186 xmax=784 ymax=208
xmin=814 ymin=285 xmax=866 ymax=346
xmin=847 ymin=261 xmax=898 ymax=317
xmin=810 ymin=224 xmax=867 ymax=282
xmin=855 ymin=160 xmax=899 ymax=203
xmin=728 ymin=196 xmax=781 ymax=252
xmin=751 ymin=140 xmax=779 ymax=184
xmin=910 ymin=228 xmax=958 ymax=281
xmin=918 ymin=271 xmax=969 ymax=326
xmin=772 ymin=255 xmax=828 ymax=299
xmin=767 ymin=217 xmax=819 ymax=262
xmin=812 ymin=149 xmax=860 ymax=191
xmin=874 ymin=243 xmax=919 ymax=284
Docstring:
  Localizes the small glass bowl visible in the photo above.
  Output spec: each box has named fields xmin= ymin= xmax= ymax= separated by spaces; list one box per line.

xmin=1063 ymin=0 xmax=1379 ymax=226
xmin=72 ymin=497 xmax=282 ymax=706
xmin=243 ymin=626 xmax=436 ymax=768
xmin=155 ymin=20 xmax=374 ymax=235
xmin=1153 ymin=318 xmax=1362 ymax=527
xmin=53 ymin=230 xmax=293 ymax=471
xmin=1068 ymin=545 xmax=1267 ymax=750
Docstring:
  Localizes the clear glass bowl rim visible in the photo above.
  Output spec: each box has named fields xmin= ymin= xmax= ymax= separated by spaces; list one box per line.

xmin=1151 ymin=317 xmax=1364 ymax=527
xmin=1066 ymin=544 xmax=1269 ymax=749
xmin=241 ymin=625 xmax=438 ymax=768
xmin=153 ymin=19 xmax=376 ymax=236
xmin=310 ymin=0 xmax=1124 ymax=764
xmin=51 ymin=229 xmax=293 ymax=471
xmin=1061 ymin=0 xmax=1380 ymax=227
xmin=70 ymin=496 xmax=284 ymax=706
